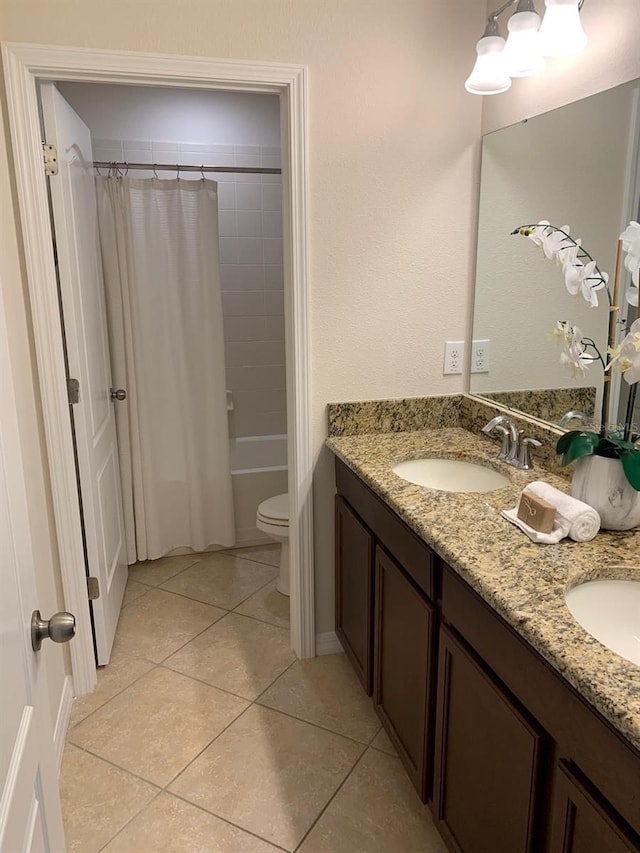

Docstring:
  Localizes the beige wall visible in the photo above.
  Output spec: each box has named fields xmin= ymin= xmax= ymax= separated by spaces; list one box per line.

xmin=0 ymin=0 xmax=486 ymax=640
xmin=482 ymin=0 xmax=640 ymax=134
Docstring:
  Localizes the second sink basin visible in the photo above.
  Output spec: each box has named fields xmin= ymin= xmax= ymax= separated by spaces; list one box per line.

xmin=392 ymin=458 xmax=509 ymax=493
xmin=565 ymin=579 xmax=640 ymax=667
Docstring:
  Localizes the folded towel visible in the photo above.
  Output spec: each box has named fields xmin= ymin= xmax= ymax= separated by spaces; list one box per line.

xmin=502 ymin=481 xmax=600 ymax=544
xmin=502 ymin=507 xmax=570 ymax=543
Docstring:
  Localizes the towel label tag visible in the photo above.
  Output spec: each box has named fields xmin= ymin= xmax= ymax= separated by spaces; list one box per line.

xmin=517 ymin=490 xmax=557 ymax=534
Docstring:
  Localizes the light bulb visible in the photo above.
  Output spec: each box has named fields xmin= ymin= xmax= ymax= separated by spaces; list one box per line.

xmin=504 ymin=10 xmax=544 ymax=77
xmin=465 ymin=35 xmax=512 ymax=96
xmin=539 ymin=0 xmax=587 ymax=57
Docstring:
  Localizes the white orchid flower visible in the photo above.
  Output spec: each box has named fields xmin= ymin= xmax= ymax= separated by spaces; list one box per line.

xmin=626 ymin=284 xmax=639 ymax=307
xmin=542 ymin=225 xmax=571 ymax=260
xmin=557 ymin=323 xmax=592 ymax=376
xmin=621 ymin=221 xmax=640 ymax=287
xmin=610 ymin=319 xmax=640 ymax=385
xmin=556 ymin=239 xmax=581 ymax=270
xmin=564 ymin=260 xmax=606 ymax=308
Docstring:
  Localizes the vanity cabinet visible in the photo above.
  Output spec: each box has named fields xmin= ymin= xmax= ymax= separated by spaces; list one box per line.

xmin=335 ymin=458 xmax=437 ymax=801
xmin=549 ymin=762 xmax=640 ymax=853
xmin=374 ymin=545 xmax=436 ymax=801
xmin=433 ymin=625 xmax=547 ymax=853
xmin=333 ymin=456 xmax=640 ymax=852
xmin=334 ymin=495 xmax=375 ymax=694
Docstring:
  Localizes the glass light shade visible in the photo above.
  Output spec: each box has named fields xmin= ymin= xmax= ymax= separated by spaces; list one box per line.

xmin=465 ymin=35 xmax=512 ymax=96
xmin=505 ymin=10 xmax=544 ymax=77
xmin=539 ymin=0 xmax=587 ymax=57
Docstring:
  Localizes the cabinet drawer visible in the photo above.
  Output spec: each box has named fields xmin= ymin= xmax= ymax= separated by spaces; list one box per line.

xmin=335 ymin=458 xmax=435 ymax=599
xmin=434 ymin=625 xmax=547 ymax=853
xmin=550 ymin=761 xmax=640 ymax=852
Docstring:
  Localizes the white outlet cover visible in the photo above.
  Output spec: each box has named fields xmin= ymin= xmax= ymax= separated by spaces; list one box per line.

xmin=444 ymin=341 xmax=464 ymax=375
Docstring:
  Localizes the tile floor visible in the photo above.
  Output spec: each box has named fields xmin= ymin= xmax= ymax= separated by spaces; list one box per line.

xmin=61 ymin=545 xmax=447 ymax=852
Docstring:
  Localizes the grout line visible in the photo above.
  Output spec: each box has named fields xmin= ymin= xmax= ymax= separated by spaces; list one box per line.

xmin=293 ymin=747 xmax=370 ymax=851
xmin=96 ymin=789 xmax=164 ymax=853
xmin=66 ymin=661 xmax=160 ymax=730
xmin=66 ymin=741 xmax=164 ymax=791
xmin=157 ymin=662 xmax=257 ymax=704
xmin=166 ymin=790 xmax=290 ymax=852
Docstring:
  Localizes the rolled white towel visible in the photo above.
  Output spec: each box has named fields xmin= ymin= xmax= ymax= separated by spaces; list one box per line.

xmin=524 ymin=481 xmax=600 ymax=542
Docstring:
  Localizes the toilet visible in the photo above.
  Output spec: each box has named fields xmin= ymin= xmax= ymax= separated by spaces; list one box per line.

xmin=256 ymin=493 xmax=290 ymax=596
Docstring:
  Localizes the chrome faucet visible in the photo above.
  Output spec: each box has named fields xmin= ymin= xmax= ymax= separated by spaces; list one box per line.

xmin=559 ymin=410 xmax=590 ymax=428
xmin=482 ymin=416 xmax=543 ymax=469
xmin=482 ymin=415 xmax=519 ymax=463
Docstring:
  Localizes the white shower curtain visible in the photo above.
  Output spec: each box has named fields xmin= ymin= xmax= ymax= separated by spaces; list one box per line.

xmin=96 ymin=177 xmax=235 ymax=562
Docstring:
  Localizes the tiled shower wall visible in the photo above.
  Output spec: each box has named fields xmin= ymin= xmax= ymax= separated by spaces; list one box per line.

xmin=93 ymin=138 xmax=286 ymax=439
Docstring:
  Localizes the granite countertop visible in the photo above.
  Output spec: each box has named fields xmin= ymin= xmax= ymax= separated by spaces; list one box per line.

xmin=327 ymin=426 xmax=640 ymax=753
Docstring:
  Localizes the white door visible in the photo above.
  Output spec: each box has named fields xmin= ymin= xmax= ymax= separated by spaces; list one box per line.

xmin=0 ymin=288 xmax=66 ymax=852
xmin=41 ymin=83 xmax=127 ymax=665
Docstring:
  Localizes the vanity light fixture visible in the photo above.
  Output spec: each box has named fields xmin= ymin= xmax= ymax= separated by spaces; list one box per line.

xmin=465 ymin=0 xmax=587 ymax=96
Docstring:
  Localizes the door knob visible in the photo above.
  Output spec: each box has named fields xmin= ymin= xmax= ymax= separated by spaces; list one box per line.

xmin=110 ymin=388 xmax=127 ymax=401
xmin=31 ymin=610 xmax=76 ymax=652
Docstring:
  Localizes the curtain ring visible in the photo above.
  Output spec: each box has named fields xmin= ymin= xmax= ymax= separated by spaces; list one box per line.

xmin=123 ymin=162 xmax=129 ymax=177
xmin=176 ymin=164 xmax=180 ymax=181
xmin=153 ymin=164 xmax=159 ymax=178
xmin=200 ymin=165 xmax=205 ymax=182
xmin=95 ymin=164 xmax=105 ymax=177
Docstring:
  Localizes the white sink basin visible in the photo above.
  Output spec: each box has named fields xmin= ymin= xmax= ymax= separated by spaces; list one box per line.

xmin=391 ymin=458 xmax=509 ymax=493
xmin=565 ymin=580 xmax=640 ymax=666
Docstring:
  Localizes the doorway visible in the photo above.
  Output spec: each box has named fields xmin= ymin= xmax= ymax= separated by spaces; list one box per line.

xmin=3 ymin=42 xmax=314 ymax=696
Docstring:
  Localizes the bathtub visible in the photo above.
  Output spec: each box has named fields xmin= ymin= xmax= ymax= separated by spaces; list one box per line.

xmin=230 ymin=435 xmax=288 ymax=546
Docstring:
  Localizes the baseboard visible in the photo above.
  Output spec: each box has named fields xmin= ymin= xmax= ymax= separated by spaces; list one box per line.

xmin=53 ymin=675 xmax=74 ymax=775
xmin=315 ymin=632 xmax=344 ymax=656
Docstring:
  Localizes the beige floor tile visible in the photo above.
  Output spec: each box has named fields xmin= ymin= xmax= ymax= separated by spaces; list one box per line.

xmin=165 ymin=612 xmax=295 ymax=700
xmin=69 ymin=667 xmax=248 ymax=787
xmin=69 ymin=652 xmax=155 ymax=727
xmin=370 ymin=726 xmax=398 ymax=756
xmin=234 ymin=579 xmax=290 ymax=629
xmin=298 ymin=748 xmax=447 ymax=853
xmin=160 ymin=553 xmax=278 ymax=609
xmin=226 ymin=544 xmax=281 ymax=567
xmin=122 ymin=579 xmax=150 ymax=607
xmin=103 ymin=792 xmax=281 ymax=852
xmin=169 ymin=705 xmax=363 ymax=851
xmin=128 ymin=554 xmax=200 ymax=587
xmin=258 ymin=653 xmax=379 ymax=743
xmin=60 ymin=744 xmax=158 ymax=853
xmin=111 ymin=587 xmax=225 ymax=663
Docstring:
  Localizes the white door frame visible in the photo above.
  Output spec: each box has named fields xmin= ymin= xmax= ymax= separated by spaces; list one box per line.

xmin=2 ymin=42 xmax=315 ymax=696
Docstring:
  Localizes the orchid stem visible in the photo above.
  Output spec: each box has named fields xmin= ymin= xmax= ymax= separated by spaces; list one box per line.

xmin=624 ymin=383 xmax=638 ymax=442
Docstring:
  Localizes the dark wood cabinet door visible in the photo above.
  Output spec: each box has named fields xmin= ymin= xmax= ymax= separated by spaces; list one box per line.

xmin=550 ymin=762 xmax=640 ymax=853
xmin=335 ymin=495 xmax=375 ymax=694
xmin=434 ymin=625 xmax=547 ymax=853
xmin=373 ymin=545 xmax=435 ymax=802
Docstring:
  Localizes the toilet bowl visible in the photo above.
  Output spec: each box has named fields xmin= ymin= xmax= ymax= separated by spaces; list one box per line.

xmin=256 ymin=493 xmax=290 ymax=596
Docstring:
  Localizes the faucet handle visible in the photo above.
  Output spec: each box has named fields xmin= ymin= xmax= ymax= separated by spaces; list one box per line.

xmin=518 ymin=437 xmax=543 ymax=470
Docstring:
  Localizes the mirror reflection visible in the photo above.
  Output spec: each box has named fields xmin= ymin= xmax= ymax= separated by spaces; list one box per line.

xmin=470 ymin=79 xmax=640 ymax=430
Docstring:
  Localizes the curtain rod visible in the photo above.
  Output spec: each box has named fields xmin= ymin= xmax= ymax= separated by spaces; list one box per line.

xmin=93 ymin=161 xmax=281 ymax=176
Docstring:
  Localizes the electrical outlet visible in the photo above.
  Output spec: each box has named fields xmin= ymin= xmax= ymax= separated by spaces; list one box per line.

xmin=444 ymin=341 xmax=464 ymax=375
xmin=471 ymin=339 xmax=490 ymax=374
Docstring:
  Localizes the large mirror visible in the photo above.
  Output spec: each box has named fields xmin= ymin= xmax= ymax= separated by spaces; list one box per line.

xmin=470 ymin=79 xmax=640 ymax=430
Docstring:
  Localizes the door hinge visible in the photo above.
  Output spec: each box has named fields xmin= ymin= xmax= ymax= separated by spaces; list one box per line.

xmin=42 ymin=142 xmax=58 ymax=176
xmin=87 ymin=577 xmax=100 ymax=600
xmin=67 ymin=377 xmax=80 ymax=405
